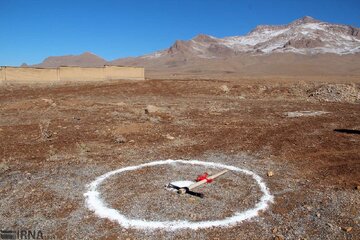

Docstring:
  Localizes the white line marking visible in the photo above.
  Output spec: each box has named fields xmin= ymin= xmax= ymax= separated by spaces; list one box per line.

xmin=84 ymin=159 xmax=274 ymax=231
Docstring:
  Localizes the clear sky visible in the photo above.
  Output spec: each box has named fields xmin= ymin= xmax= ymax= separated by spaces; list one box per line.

xmin=0 ymin=0 xmax=359 ymax=66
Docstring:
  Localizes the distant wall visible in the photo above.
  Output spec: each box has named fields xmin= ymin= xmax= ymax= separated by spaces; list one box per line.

xmin=0 ymin=67 xmax=3 ymax=84
xmin=105 ymin=66 xmax=144 ymax=80
xmin=0 ymin=66 xmax=144 ymax=84
xmin=2 ymin=67 xmax=58 ymax=83
xmin=59 ymin=67 xmax=104 ymax=82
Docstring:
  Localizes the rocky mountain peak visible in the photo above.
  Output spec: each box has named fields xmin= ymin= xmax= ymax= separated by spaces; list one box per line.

xmin=192 ymin=34 xmax=218 ymax=43
xmin=80 ymin=51 xmax=99 ymax=57
xmin=291 ymin=16 xmax=320 ymax=25
xmin=34 ymin=52 xmax=107 ymax=68
xmin=168 ymin=40 xmax=191 ymax=54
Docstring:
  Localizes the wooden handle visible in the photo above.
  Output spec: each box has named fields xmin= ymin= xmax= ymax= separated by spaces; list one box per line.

xmin=208 ymin=169 xmax=229 ymax=180
xmin=188 ymin=169 xmax=229 ymax=190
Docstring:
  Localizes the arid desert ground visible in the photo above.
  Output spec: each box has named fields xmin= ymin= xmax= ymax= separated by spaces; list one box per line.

xmin=0 ymin=76 xmax=359 ymax=239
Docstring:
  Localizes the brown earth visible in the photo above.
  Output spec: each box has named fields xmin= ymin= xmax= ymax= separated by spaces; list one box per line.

xmin=0 ymin=77 xmax=359 ymax=239
xmin=112 ymin=53 xmax=360 ymax=80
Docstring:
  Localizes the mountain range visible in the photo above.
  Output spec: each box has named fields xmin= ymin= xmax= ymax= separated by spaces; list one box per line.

xmin=31 ymin=16 xmax=360 ymax=78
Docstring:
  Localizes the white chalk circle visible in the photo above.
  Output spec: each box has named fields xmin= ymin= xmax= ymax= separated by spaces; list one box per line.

xmin=84 ymin=159 xmax=274 ymax=231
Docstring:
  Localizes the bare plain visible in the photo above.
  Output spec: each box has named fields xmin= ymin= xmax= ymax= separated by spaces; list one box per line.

xmin=0 ymin=75 xmax=359 ymax=239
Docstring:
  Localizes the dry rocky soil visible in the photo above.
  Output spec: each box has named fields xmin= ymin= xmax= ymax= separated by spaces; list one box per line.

xmin=0 ymin=78 xmax=359 ymax=239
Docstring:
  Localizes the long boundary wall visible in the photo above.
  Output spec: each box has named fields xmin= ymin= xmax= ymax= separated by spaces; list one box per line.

xmin=0 ymin=67 xmax=3 ymax=84
xmin=0 ymin=66 xmax=144 ymax=84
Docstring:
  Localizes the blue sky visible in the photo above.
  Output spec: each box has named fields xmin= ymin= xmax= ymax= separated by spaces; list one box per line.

xmin=0 ymin=0 xmax=359 ymax=66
